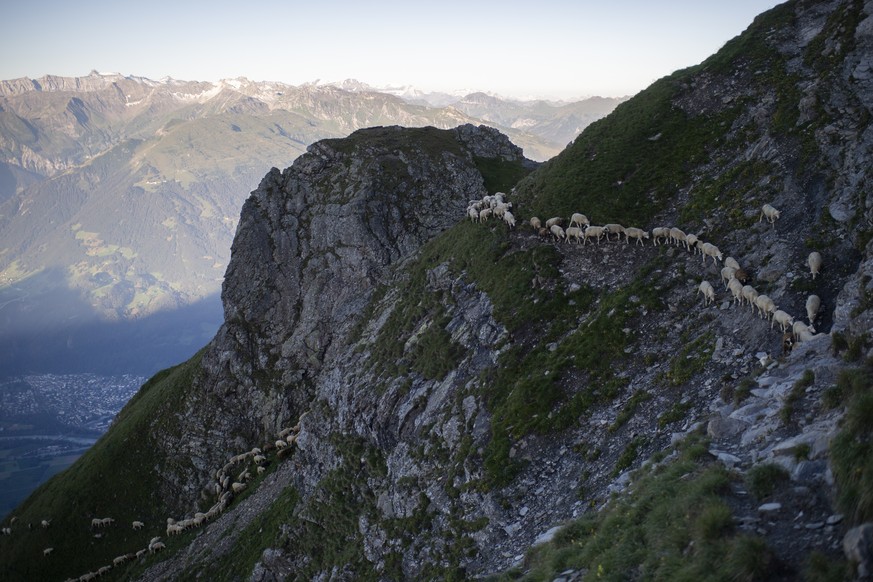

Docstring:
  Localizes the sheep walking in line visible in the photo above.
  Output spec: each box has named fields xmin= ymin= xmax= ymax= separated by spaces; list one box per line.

xmin=570 ymin=213 xmax=590 ymax=228
xmin=502 ymin=211 xmax=516 ymax=228
xmin=728 ymin=278 xmax=744 ymax=305
xmin=651 ymin=227 xmax=671 ymax=245
xmin=760 ymin=203 xmax=781 ymax=225
xmin=43 ymin=547 xmax=53 ymax=556
xmin=806 ymin=294 xmax=821 ymax=325
xmin=755 ymin=295 xmax=777 ymax=321
xmin=545 ymin=217 xmax=564 ymax=229
xmin=132 ymin=520 xmax=144 ymax=530
xmin=741 ymin=285 xmax=759 ymax=309
xmin=565 ymin=226 xmax=583 ymax=244
xmin=698 ymin=281 xmax=716 ymax=306
xmin=685 ymin=233 xmax=700 ymax=253
xmin=720 ymin=266 xmax=737 ymax=289
xmin=792 ymin=321 xmax=816 ymax=342
xmin=624 ymin=227 xmax=650 ymax=245
xmin=808 ymin=251 xmax=822 ymax=279
xmin=700 ymin=242 xmax=723 ymax=265
xmin=725 ymin=257 xmax=741 ymax=271
xmin=669 ymin=227 xmax=688 ymax=249
xmin=550 ymin=224 xmax=566 ymax=242
xmin=604 ymin=223 xmax=626 ymax=241
xmin=772 ymin=309 xmax=795 ymax=333
xmin=529 ymin=217 xmax=542 ymax=230
xmin=583 ymin=225 xmax=605 ymax=245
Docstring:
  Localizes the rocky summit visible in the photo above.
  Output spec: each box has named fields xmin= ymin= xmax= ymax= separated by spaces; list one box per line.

xmin=4 ymin=0 xmax=873 ymax=580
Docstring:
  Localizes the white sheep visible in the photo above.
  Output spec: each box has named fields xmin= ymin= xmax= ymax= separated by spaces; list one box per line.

xmin=583 ymin=225 xmax=605 ymax=245
xmin=792 ymin=321 xmax=816 ymax=342
xmin=545 ymin=217 xmax=564 ymax=228
xmin=41 ymin=519 xmax=50 ymax=529
xmin=136 ymin=549 xmax=148 ymax=559
xmin=90 ymin=518 xmax=101 ymax=528
xmin=467 ymin=207 xmax=479 ymax=222
xmin=549 ymin=224 xmax=566 ymax=242
xmin=132 ymin=520 xmax=144 ymax=530
xmin=685 ymin=233 xmax=700 ymax=253
xmin=604 ymin=223 xmax=626 ymax=241
xmin=493 ymin=202 xmax=510 ymax=218
xmin=166 ymin=523 xmax=183 ymax=536
xmin=478 ymin=208 xmax=492 ymax=222
xmin=724 ymin=257 xmax=741 ymax=271
xmin=502 ymin=211 xmax=516 ymax=228
xmin=257 ymin=466 xmax=266 ymax=474
xmin=275 ymin=439 xmax=287 ymax=449
xmin=624 ymin=227 xmax=650 ymax=245
xmin=808 ymin=251 xmax=822 ymax=279
xmin=1 ymin=527 xmax=10 ymax=535
xmin=43 ymin=547 xmax=53 ymax=556
xmin=150 ymin=541 xmax=166 ymax=554
xmin=253 ymin=454 xmax=267 ymax=464
xmin=755 ymin=295 xmax=776 ymax=320
xmin=806 ymin=294 xmax=821 ymax=325
xmin=772 ymin=309 xmax=794 ymax=332
xmin=565 ymin=226 xmax=583 ymax=244
xmin=232 ymin=482 xmax=247 ymax=494
xmin=530 ymin=217 xmax=542 ymax=230
xmin=149 ymin=536 xmax=161 ymax=546
xmin=698 ymin=281 xmax=715 ymax=306
xmin=720 ymin=266 xmax=737 ymax=289
xmin=741 ymin=285 xmax=759 ymax=308
xmin=700 ymin=242 xmax=723 ymax=265
xmin=651 ymin=227 xmax=671 ymax=245
xmin=570 ymin=213 xmax=590 ymax=228
xmin=760 ymin=203 xmax=781 ymax=224
xmin=728 ymin=278 xmax=744 ymax=305
xmin=97 ymin=566 xmax=111 ymax=576
xmin=669 ymin=227 xmax=688 ymax=249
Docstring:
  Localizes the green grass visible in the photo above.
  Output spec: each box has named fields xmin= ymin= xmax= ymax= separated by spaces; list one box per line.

xmin=0 ymin=351 xmax=205 ymax=582
xmin=745 ymin=463 xmax=790 ymax=500
xmin=490 ymin=436 xmax=784 ymax=582
xmin=780 ymin=369 xmax=815 ymax=425
xmin=830 ymin=363 xmax=873 ymax=524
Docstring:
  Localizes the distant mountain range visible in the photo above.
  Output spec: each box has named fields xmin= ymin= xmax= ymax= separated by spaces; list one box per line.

xmin=0 ymin=71 xmax=624 ymax=377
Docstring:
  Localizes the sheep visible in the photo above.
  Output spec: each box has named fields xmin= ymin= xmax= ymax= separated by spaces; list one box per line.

xmin=136 ymin=549 xmax=148 ymax=559
xmin=685 ymin=233 xmax=700 ymax=253
xmin=43 ymin=547 xmax=54 ymax=556
xmin=113 ymin=555 xmax=130 ymax=567
xmin=651 ymin=227 xmax=671 ymax=245
xmin=493 ymin=202 xmax=510 ymax=218
xmin=149 ymin=536 xmax=161 ymax=546
xmin=570 ymin=213 xmax=590 ymax=228
xmin=275 ymin=439 xmax=287 ymax=449
xmin=549 ymin=224 xmax=566 ymax=242
xmin=782 ymin=332 xmax=795 ymax=355
xmin=286 ymin=434 xmax=297 ymax=445
xmin=755 ymin=295 xmax=776 ymax=320
xmin=502 ymin=211 xmax=516 ymax=228
xmin=90 ymin=518 xmax=102 ymax=528
xmin=772 ymin=309 xmax=794 ymax=332
xmin=150 ymin=541 xmax=166 ymax=554
xmin=669 ymin=227 xmax=688 ymax=249
xmin=792 ymin=321 xmax=816 ymax=342
xmin=720 ymin=266 xmax=737 ymax=289
xmin=253 ymin=454 xmax=267 ymax=464
xmin=278 ymin=427 xmax=293 ymax=439
xmin=232 ymin=482 xmax=247 ymax=494
xmin=97 ymin=565 xmax=112 ymax=576
xmin=257 ymin=465 xmax=266 ymax=474
xmin=806 ymin=294 xmax=821 ymax=325
xmin=724 ymin=257 xmax=741 ymax=271
xmin=79 ymin=573 xmax=97 ymax=582
xmin=100 ymin=517 xmax=114 ymax=527
xmin=478 ymin=208 xmax=492 ymax=222
xmin=41 ymin=519 xmax=50 ymax=529
xmin=545 ymin=217 xmax=564 ymax=228
xmin=132 ymin=520 xmax=144 ymax=530
xmin=700 ymin=242 xmax=723 ymax=265
xmin=733 ymin=268 xmax=751 ymax=284
xmin=624 ymin=227 xmax=650 ymax=245
xmin=760 ymin=203 xmax=781 ymax=224
xmin=467 ymin=207 xmax=479 ymax=222
xmin=1 ymin=527 xmax=10 ymax=535
xmin=741 ymin=285 xmax=759 ymax=308
xmin=728 ymin=278 xmax=744 ymax=305
xmin=604 ymin=223 xmax=626 ymax=241
xmin=698 ymin=281 xmax=716 ymax=306
xmin=166 ymin=523 xmax=183 ymax=536
xmin=529 ymin=216 xmax=542 ymax=230
xmin=583 ymin=225 xmax=605 ymax=245
xmin=808 ymin=251 xmax=822 ymax=279
xmin=565 ymin=226 xmax=583 ymax=243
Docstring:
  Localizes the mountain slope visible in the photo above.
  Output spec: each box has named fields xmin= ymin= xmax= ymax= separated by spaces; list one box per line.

xmin=4 ymin=0 xmax=873 ymax=580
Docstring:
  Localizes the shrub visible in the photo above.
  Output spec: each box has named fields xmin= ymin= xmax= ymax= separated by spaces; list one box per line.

xmin=745 ymin=463 xmax=790 ymax=499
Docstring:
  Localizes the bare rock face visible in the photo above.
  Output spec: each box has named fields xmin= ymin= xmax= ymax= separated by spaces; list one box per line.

xmin=161 ymin=124 xmax=529 ymax=506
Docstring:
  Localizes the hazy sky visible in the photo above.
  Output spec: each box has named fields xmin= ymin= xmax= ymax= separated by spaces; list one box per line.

xmin=2 ymin=0 xmax=783 ymax=99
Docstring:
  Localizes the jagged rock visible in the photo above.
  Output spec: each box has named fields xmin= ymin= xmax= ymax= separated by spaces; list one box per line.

xmin=707 ymin=415 xmax=749 ymax=439
xmin=844 ymin=523 xmax=873 ymax=579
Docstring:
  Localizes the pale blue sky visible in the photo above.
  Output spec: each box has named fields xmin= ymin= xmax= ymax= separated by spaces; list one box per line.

xmin=2 ymin=0 xmax=782 ymax=99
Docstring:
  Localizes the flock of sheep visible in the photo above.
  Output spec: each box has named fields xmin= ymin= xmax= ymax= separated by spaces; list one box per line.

xmin=3 ymin=414 xmax=306 ymax=581
xmin=466 ymin=195 xmax=826 ymax=353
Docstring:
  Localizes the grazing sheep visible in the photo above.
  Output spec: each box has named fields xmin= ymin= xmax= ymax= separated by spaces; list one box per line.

xmin=478 ymin=208 xmax=492 ymax=222
xmin=253 ymin=454 xmax=267 ymax=464
xmin=167 ymin=524 xmax=183 ymax=536
xmin=97 ymin=565 xmax=111 ymax=576
xmin=651 ymin=227 xmax=671 ymax=245
xmin=808 ymin=251 xmax=822 ymax=279
xmin=466 ymin=207 xmax=479 ymax=222
xmin=720 ymin=266 xmax=737 ymax=289
xmin=529 ymin=216 xmax=542 ymax=230
xmin=724 ymin=257 xmax=741 ymax=271
xmin=549 ymin=224 xmax=566 ymax=242
xmin=132 ymin=520 xmax=144 ymax=530
xmin=755 ymin=295 xmax=777 ymax=320
xmin=624 ymin=227 xmax=650 ymax=245
xmin=150 ymin=541 xmax=166 ymax=554
xmin=232 ymin=482 xmax=247 ymax=494
xmin=728 ymin=278 xmax=744 ymax=305
xmin=278 ymin=427 xmax=293 ymax=439
xmin=604 ymin=223 xmax=626 ymax=241
xmin=43 ymin=547 xmax=53 ymax=556
xmin=685 ymin=233 xmax=700 ymax=253
xmin=493 ymin=202 xmax=510 ymax=218
xmin=100 ymin=517 xmax=114 ymax=527
xmin=760 ymin=203 xmax=781 ymax=224
xmin=570 ymin=213 xmax=590 ymax=228
xmin=698 ymin=281 xmax=716 ymax=306
xmin=583 ymin=225 xmax=605 ymax=245
xmin=257 ymin=466 xmax=266 ymax=474
xmin=90 ymin=518 xmax=102 ymax=528
xmin=545 ymin=217 xmax=564 ymax=228
xmin=502 ymin=211 xmax=516 ymax=228
xmin=537 ymin=227 xmax=549 ymax=238
xmin=41 ymin=519 xmax=50 ymax=529
xmin=136 ymin=549 xmax=148 ymax=559
xmin=565 ymin=226 xmax=583 ymax=243
xmin=793 ymin=321 xmax=816 ymax=342
xmin=275 ymin=439 xmax=287 ymax=449
xmin=113 ymin=555 xmax=130 ymax=567
xmin=150 ymin=536 xmax=161 ymax=546
xmin=669 ymin=227 xmax=688 ymax=249
xmin=772 ymin=309 xmax=795 ymax=332
xmin=741 ymin=285 xmax=759 ymax=308
xmin=806 ymin=294 xmax=821 ymax=325
xmin=700 ymin=242 xmax=723 ymax=265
